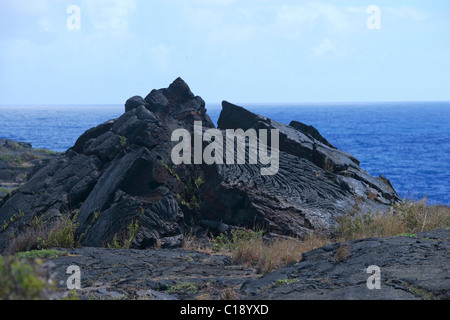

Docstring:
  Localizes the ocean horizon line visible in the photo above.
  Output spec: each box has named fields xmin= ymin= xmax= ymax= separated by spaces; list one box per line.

xmin=1 ymin=100 xmax=450 ymax=109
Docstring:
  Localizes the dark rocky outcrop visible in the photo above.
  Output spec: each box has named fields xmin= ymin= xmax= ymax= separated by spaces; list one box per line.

xmin=0 ymin=78 xmax=399 ymax=253
xmin=289 ymin=120 xmax=336 ymax=149
xmin=0 ymin=78 xmax=213 ymax=252
xmin=201 ymin=101 xmax=400 ymax=238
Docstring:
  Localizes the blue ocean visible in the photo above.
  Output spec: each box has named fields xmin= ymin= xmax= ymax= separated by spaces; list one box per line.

xmin=0 ymin=102 xmax=449 ymax=205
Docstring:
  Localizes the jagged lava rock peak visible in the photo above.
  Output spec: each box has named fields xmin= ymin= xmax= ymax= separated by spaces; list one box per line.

xmin=0 ymin=78 xmax=399 ymax=252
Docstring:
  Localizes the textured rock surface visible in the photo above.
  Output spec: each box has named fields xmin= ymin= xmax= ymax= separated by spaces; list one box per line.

xmin=0 ymin=78 xmax=399 ymax=252
xmin=47 ymin=247 xmax=257 ymax=300
xmin=200 ymin=101 xmax=400 ymax=238
xmin=42 ymin=229 xmax=450 ymax=300
xmin=241 ymin=229 xmax=450 ymax=300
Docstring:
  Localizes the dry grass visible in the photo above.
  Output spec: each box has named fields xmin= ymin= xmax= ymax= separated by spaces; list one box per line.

xmin=219 ymin=288 xmax=238 ymax=300
xmin=6 ymin=225 xmax=49 ymax=255
xmin=232 ymin=234 xmax=330 ymax=274
xmin=335 ymin=199 xmax=450 ymax=241
xmin=184 ymin=199 xmax=450 ymax=275
xmin=334 ymin=243 xmax=351 ymax=263
xmin=6 ymin=214 xmax=79 ymax=255
xmin=182 ymin=229 xmax=214 ymax=254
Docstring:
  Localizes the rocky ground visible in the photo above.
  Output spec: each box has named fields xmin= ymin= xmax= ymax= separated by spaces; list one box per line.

xmin=44 ymin=229 xmax=449 ymax=300
xmin=0 ymin=139 xmax=59 ymax=199
xmin=241 ymin=229 xmax=449 ymax=300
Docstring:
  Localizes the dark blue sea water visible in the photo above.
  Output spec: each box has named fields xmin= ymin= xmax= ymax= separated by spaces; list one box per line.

xmin=0 ymin=102 xmax=449 ymax=205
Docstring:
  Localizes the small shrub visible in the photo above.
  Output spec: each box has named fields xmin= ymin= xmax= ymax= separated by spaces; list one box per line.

xmin=15 ymin=249 xmax=67 ymax=261
xmin=6 ymin=224 xmax=49 ymax=255
xmin=7 ymin=213 xmax=79 ymax=255
xmin=166 ymin=282 xmax=198 ymax=295
xmin=0 ymin=256 xmax=55 ymax=300
xmin=38 ymin=214 xmax=79 ymax=249
xmin=397 ymin=233 xmax=418 ymax=238
xmin=119 ymin=136 xmax=128 ymax=148
xmin=334 ymin=243 xmax=351 ymax=263
xmin=108 ymin=219 xmax=140 ymax=249
xmin=220 ymin=288 xmax=238 ymax=300
xmin=93 ymin=211 xmax=101 ymax=223
xmin=275 ymin=278 xmax=299 ymax=286
xmin=108 ymin=234 xmax=121 ymax=249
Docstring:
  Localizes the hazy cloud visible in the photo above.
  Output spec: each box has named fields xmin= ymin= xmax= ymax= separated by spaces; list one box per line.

xmin=0 ymin=0 xmax=449 ymax=104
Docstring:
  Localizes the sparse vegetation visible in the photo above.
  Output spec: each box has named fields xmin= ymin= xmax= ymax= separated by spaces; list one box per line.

xmin=34 ymin=148 xmax=58 ymax=155
xmin=182 ymin=229 xmax=210 ymax=253
xmin=161 ymin=161 xmax=181 ymax=182
xmin=0 ymin=154 xmax=22 ymax=165
xmin=334 ymin=243 xmax=351 ymax=263
xmin=15 ymin=249 xmax=67 ymax=261
xmin=210 ymin=228 xmax=327 ymax=274
xmin=397 ymin=233 xmax=418 ymax=238
xmin=335 ymin=199 xmax=450 ymax=241
xmin=166 ymin=281 xmax=199 ymax=295
xmin=93 ymin=211 xmax=101 ymax=223
xmin=220 ymin=288 xmax=238 ymax=300
xmin=2 ymin=210 xmax=26 ymax=231
xmin=1 ymin=197 xmax=448 ymax=300
xmin=6 ymin=141 xmax=24 ymax=151
xmin=0 ymin=187 xmax=16 ymax=195
xmin=119 ymin=136 xmax=128 ymax=148
xmin=211 ymin=228 xmax=264 ymax=252
xmin=199 ymin=199 xmax=450 ymax=275
xmin=108 ymin=219 xmax=140 ymax=249
xmin=232 ymin=232 xmax=327 ymax=274
xmin=402 ymin=281 xmax=436 ymax=300
xmin=6 ymin=213 xmax=80 ymax=255
xmin=0 ymin=153 xmax=40 ymax=166
xmin=324 ymin=156 xmax=334 ymax=172
xmin=37 ymin=214 xmax=79 ymax=250
xmin=161 ymin=160 xmax=205 ymax=212
xmin=0 ymin=256 xmax=56 ymax=300
xmin=275 ymin=278 xmax=299 ymax=286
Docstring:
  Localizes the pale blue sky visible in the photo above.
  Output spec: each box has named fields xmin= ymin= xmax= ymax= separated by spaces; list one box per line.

xmin=0 ymin=0 xmax=449 ymax=105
